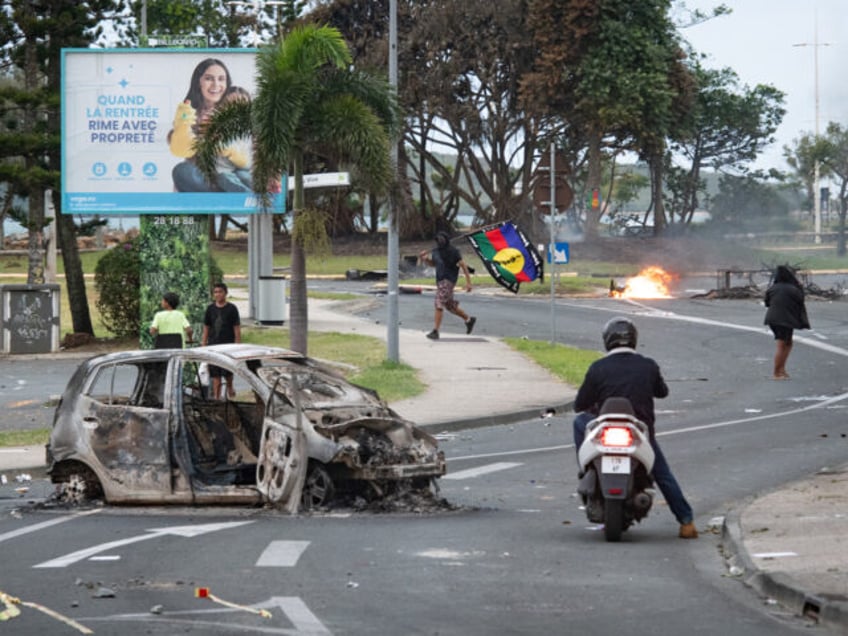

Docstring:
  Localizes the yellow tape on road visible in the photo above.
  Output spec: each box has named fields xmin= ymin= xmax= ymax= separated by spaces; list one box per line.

xmin=0 ymin=589 xmax=93 ymax=634
xmin=195 ymin=587 xmax=272 ymax=619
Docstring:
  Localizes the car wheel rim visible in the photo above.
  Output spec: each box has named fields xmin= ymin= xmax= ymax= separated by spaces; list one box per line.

xmin=301 ymin=465 xmax=334 ymax=509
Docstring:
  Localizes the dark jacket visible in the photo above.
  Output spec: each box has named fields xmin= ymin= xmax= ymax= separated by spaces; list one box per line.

xmin=431 ymin=244 xmax=462 ymax=284
xmin=764 ymin=283 xmax=810 ymax=330
xmin=574 ymin=348 xmax=668 ymax=434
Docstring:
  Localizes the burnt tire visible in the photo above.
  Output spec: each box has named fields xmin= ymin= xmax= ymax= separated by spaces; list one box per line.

xmin=56 ymin=464 xmax=103 ymax=504
xmin=603 ymin=499 xmax=624 ymax=542
xmin=301 ymin=462 xmax=335 ymax=510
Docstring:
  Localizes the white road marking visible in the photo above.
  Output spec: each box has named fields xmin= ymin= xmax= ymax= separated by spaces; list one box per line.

xmin=79 ymin=596 xmax=332 ymax=634
xmin=448 ymin=393 xmax=848 ymax=463
xmin=443 ymin=462 xmax=522 ymax=480
xmin=89 ymin=555 xmax=121 ymax=561
xmin=0 ymin=508 xmax=101 ymax=544
xmin=752 ymin=551 xmax=798 ymax=559
xmin=256 ymin=540 xmax=310 ymax=567
xmin=446 ymin=305 xmax=848 ymax=465
xmin=33 ymin=521 xmax=254 ymax=568
xmin=561 ymin=299 xmax=848 ymax=356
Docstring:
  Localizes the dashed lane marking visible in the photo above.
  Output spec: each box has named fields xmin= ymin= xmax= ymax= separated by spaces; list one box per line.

xmin=0 ymin=509 xmax=102 ymax=544
xmin=443 ymin=462 xmax=522 ymax=480
xmin=256 ymin=540 xmax=310 ymax=567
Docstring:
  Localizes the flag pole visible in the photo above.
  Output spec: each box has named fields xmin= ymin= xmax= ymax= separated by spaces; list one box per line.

xmin=452 ymin=221 xmax=505 ymax=243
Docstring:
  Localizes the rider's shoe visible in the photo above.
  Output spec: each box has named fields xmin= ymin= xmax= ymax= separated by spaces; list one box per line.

xmin=678 ymin=522 xmax=698 ymax=539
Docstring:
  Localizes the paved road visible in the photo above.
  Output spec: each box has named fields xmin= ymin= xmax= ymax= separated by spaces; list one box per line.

xmin=3 ymin=289 xmax=848 ymax=633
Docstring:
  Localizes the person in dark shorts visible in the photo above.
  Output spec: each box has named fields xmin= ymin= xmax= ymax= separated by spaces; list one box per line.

xmin=201 ymin=282 xmax=241 ymax=399
xmin=418 ymin=231 xmax=476 ymax=340
xmin=764 ymin=265 xmax=810 ymax=380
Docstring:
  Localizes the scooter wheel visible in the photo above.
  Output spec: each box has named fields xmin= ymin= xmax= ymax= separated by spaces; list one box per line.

xmin=604 ymin=499 xmax=624 ymax=542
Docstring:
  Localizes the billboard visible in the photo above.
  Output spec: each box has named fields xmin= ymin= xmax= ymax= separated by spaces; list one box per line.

xmin=61 ymin=48 xmax=285 ymax=214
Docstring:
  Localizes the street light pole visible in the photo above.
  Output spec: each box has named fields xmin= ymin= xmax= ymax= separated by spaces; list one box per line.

xmin=386 ymin=0 xmax=399 ymax=362
xmin=794 ymin=13 xmax=830 ymax=245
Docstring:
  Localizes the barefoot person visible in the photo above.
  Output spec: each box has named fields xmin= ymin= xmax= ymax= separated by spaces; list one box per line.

xmin=764 ymin=265 xmax=810 ymax=379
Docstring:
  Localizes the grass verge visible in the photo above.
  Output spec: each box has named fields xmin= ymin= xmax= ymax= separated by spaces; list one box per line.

xmin=0 ymin=428 xmax=49 ymax=448
xmin=504 ymin=337 xmax=601 ymax=387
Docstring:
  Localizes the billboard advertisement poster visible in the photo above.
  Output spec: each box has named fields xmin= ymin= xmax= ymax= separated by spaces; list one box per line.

xmin=61 ymin=48 xmax=286 ymax=215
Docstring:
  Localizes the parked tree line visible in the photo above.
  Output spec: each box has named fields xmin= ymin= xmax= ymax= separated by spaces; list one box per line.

xmin=1 ymin=0 xmax=847 ymax=342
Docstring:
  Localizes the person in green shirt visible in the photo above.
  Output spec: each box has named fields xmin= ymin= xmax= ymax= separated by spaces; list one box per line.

xmin=150 ymin=292 xmax=193 ymax=348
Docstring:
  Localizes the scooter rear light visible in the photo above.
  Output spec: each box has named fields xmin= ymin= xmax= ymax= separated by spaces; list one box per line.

xmin=600 ymin=426 xmax=633 ymax=447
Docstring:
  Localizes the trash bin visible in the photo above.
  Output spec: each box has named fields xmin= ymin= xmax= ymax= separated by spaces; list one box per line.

xmin=256 ymin=276 xmax=287 ymax=325
xmin=1 ymin=284 xmax=61 ymax=353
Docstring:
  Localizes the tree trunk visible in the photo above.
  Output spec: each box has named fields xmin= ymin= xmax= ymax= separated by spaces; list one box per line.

xmin=23 ymin=23 xmax=44 ymax=285
xmin=650 ymin=152 xmax=666 ymax=235
xmin=57 ymin=209 xmax=94 ymax=335
xmin=216 ymin=214 xmax=230 ymax=240
xmin=289 ymin=151 xmax=308 ymax=355
xmin=584 ymin=128 xmax=602 ymax=239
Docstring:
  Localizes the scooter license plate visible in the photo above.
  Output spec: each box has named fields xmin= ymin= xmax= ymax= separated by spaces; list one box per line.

xmin=602 ymin=455 xmax=630 ymax=474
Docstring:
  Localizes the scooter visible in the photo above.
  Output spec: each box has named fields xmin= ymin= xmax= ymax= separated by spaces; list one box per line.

xmin=577 ymin=397 xmax=656 ymax=541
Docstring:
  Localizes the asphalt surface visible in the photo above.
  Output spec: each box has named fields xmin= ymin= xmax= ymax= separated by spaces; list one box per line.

xmin=0 ymin=295 xmax=846 ymax=632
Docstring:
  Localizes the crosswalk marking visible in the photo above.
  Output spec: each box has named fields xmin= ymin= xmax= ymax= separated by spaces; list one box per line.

xmin=443 ymin=461 xmax=522 ymax=480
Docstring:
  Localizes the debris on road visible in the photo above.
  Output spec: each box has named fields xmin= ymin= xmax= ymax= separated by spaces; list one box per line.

xmin=195 ymin=587 xmax=271 ymax=619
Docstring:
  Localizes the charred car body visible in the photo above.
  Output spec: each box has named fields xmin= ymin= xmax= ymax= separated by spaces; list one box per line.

xmin=46 ymin=344 xmax=446 ymax=510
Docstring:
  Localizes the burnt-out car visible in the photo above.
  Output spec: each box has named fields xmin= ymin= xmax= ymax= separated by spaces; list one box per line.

xmin=46 ymin=344 xmax=446 ymax=510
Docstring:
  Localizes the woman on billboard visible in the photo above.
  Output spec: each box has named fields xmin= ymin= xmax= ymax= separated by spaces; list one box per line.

xmin=168 ymin=58 xmax=252 ymax=193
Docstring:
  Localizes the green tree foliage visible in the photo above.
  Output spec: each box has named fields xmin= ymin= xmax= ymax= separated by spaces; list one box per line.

xmin=137 ymin=216 xmax=211 ymax=348
xmin=310 ymin=0 xmax=543 ymax=238
xmin=710 ymin=173 xmax=794 ymax=231
xmin=666 ymin=61 xmax=784 ymax=226
xmin=95 ymin=238 xmax=141 ymax=338
xmin=94 ymin=228 xmax=223 ymax=340
xmin=784 ymin=133 xmax=818 ymax=215
xmin=523 ymin=0 xmax=689 ymax=238
xmin=812 ymin=123 xmax=848 ymax=256
xmin=194 ymin=24 xmax=399 ymax=355
xmin=127 ymin=0 xmax=305 ymax=47
xmin=0 ymin=0 xmax=125 ymax=335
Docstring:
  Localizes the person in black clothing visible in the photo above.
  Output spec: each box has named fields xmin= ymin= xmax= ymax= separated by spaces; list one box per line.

xmin=418 ymin=231 xmax=476 ymax=340
xmin=201 ymin=282 xmax=241 ymax=399
xmin=572 ymin=317 xmax=698 ymax=539
xmin=764 ymin=265 xmax=810 ymax=380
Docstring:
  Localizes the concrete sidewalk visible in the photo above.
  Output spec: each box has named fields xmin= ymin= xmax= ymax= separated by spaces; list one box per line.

xmin=305 ymin=298 xmax=572 ymax=429
xmin=0 ymin=298 xmax=846 ymax=632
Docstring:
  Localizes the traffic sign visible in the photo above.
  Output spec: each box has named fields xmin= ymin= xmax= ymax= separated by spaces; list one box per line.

xmin=547 ymin=242 xmax=569 ymax=264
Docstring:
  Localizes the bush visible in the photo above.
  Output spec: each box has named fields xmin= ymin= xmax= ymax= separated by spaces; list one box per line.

xmin=95 ymin=231 xmax=223 ymax=341
xmin=94 ymin=239 xmax=141 ymax=337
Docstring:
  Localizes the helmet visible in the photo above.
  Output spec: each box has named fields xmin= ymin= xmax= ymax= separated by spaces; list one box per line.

xmin=602 ymin=317 xmax=637 ymax=351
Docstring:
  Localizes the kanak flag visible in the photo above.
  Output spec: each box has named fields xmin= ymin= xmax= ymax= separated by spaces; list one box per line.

xmin=466 ymin=221 xmax=543 ymax=293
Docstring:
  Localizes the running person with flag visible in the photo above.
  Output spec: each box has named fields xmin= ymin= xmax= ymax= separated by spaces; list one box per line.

xmin=419 ymin=231 xmax=476 ymax=340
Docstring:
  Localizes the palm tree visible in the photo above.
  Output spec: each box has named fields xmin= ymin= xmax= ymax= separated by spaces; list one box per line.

xmin=196 ymin=24 xmax=399 ymax=354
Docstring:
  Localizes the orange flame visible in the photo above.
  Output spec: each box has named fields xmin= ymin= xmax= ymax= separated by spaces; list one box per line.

xmin=611 ymin=265 xmax=675 ymax=299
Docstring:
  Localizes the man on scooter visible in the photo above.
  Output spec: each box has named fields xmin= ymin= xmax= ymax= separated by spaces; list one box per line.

xmin=573 ymin=317 xmax=698 ymax=539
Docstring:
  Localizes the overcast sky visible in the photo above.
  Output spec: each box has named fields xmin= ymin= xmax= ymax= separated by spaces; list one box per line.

xmin=678 ymin=0 xmax=847 ymax=172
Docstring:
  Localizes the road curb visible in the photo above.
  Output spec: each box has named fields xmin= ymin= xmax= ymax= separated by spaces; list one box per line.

xmin=418 ymin=402 xmax=573 ymax=435
xmin=722 ymin=508 xmax=848 ymax=631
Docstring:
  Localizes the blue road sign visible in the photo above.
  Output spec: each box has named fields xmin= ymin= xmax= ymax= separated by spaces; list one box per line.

xmin=547 ymin=242 xmax=569 ymax=264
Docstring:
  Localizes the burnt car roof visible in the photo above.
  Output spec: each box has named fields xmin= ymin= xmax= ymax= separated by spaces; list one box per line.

xmin=78 ymin=344 xmax=307 ymax=366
